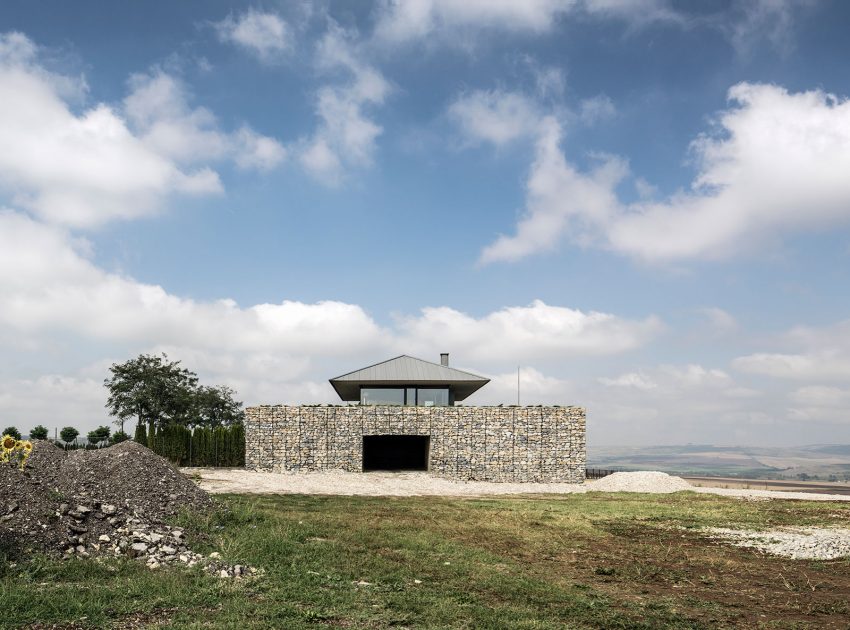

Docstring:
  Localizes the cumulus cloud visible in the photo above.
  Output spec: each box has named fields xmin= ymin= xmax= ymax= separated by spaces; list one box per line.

xmin=214 ymin=9 xmax=292 ymax=63
xmin=0 ymin=33 xmax=223 ymax=228
xmin=477 ymin=83 xmax=850 ymax=264
xmin=0 ymin=210 xmax=387 ymax=355
xmin=124 ymin=70 xmax=286 ymax=171
xmin=298 ymin=25 xmax=390 ymax=184
xmin=0 ymin=207 xmax=662 ymax=430
xmin=0 ymin=32 xmax=286 ymax=229
xmin=395 ymin=299 xmax=661 ymax=363
xmin=479 ymin=116 xmax=627 ymax=264
xmin=448 ymin=90 xmax=542 ymax=146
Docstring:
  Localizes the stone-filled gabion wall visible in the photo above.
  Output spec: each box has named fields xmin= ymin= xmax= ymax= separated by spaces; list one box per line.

xmin=245 ymin=405 xmax=586 ymax=483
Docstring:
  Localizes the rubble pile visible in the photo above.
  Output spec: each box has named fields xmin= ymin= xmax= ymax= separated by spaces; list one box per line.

xmin=0 ymin=440 xmax=253 ymax=577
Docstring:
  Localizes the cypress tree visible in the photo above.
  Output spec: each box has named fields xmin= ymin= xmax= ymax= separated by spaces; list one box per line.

xmin=134 ymin=422 xmax=147 ymax=445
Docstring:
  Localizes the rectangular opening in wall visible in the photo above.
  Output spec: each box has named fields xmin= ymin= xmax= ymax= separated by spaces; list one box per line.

xmin=362 ymin=435 xmax=430 ymax=472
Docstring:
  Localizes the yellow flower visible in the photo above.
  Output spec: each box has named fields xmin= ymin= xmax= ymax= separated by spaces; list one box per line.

xmin=20 ymin=440 xmax=32 ymax=452
xmin=1 ymin=435 xmax=16 ymax=451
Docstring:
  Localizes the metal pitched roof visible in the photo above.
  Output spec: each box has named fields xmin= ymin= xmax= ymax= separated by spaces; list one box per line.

xmin=329 ymin=355 xmax=489 ymax=401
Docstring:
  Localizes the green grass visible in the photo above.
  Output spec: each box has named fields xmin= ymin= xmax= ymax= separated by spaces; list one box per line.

xmin=3 ymin=492 xmax=850 ymax=629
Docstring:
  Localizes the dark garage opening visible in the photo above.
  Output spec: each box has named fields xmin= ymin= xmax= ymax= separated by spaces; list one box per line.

xmin=362 ymin=435 xmax=430 ymax=471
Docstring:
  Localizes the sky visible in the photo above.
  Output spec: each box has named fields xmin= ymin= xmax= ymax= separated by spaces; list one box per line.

xmin=1 ymin=0 xmax=850 ymax=447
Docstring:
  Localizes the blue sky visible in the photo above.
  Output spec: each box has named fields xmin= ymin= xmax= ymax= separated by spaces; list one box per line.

xmin=2 ymin=0 xmax=850 ymax=446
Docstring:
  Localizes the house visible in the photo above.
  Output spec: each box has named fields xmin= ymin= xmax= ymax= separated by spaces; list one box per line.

xmin=245 ymin=354 xmax=586 ymax=483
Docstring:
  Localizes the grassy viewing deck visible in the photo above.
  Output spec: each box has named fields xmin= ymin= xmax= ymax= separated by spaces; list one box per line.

xmin=4 ymin=492 xmax=850 ymax=629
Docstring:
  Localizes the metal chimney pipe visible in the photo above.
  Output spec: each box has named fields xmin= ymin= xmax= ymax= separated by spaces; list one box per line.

xmin=440 ymin=353 xmax=449 ymax=366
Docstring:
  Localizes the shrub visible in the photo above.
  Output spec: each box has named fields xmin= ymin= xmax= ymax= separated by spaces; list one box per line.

xmin=110 ymin=430 xmax=130 ymax=444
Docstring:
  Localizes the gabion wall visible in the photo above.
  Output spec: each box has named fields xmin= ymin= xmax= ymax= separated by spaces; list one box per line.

xmin=245 ymin=405 xmax=586 ymax=483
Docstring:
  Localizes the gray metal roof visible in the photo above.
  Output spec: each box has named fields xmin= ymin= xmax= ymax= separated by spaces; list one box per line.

xmin=329 ymin=355 xmax=489 ymax=401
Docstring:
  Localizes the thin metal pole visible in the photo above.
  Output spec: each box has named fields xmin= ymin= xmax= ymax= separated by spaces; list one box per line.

xmin=517 ymin=366 xmax=520 ymax=406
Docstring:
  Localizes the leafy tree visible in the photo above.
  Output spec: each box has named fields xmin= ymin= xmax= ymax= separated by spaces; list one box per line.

xmin=110 ymin=430 xmax=130 ymax=444
xmin=194 ymin=385 xmax=245 ymax=427
xmin=104 ymin=353 xmax=199 ymax=436
xmin=29 ymin=425 xmax=49 ymax=440
xmin=87 ymin=425 xmax=111 ymax=445
xmin=2 ymin=426 xmax=21 ymax=440
xmin=59 ymin=426 xmax=79 ymax=445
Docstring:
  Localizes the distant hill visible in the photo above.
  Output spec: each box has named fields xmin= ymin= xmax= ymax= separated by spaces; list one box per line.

xmin=588 ymin=444 xmax=850 ymax=481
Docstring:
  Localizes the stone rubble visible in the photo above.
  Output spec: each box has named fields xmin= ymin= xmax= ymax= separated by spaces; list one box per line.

xmin=702 ymin=526 xmax=850 ymax=560
xmin=586 ymin=471 xmax=694 ymax=493
xmin=0 ymin=440 xmax=256 ymax=578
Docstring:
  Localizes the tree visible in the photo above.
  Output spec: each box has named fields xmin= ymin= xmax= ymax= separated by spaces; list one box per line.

xmin=87 ymin=425 xmax=111 ymax=446
xmin=110 ymin=430 xmax=130 ymax=444
xmin=194 ymin=385 xmax=245 ymax=427
xmin=134 ymin=422 xmax=147 ymax=444
xmin=60 ymin=426 xmax=79 ymax=445
xmin=2 ymin=426 xmax=21 ymax=440
xmin=104 ymin=353 xmax=199 ymax=436
xmin=29 ymin=425 xmax=49 ymax=440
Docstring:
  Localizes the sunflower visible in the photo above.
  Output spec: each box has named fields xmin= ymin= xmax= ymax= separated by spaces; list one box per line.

xmin=20 ymin=440 xmax=33 ymax=452
xmin=1 ymin=435 xmax=16 ymax=451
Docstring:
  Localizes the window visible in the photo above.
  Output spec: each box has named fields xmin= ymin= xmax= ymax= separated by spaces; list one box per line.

xmin=360 ymin=388 xmax=405 ymax=405
xmin=416 ymin=388 xmax=449 ymax=407
xmin=359 ymin=386 xmax=451 ymax=406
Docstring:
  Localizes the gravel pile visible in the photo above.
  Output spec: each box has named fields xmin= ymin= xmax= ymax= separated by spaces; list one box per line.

xmin=703 ymin=526 xmax=850 ymax=560
xmin=0 ymin=440 xmax=252 ymax=578
xmin=587 ymin=471 xmax=693 ymax=493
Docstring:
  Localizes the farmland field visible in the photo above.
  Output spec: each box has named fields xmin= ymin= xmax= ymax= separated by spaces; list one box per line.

xmin=4 ymin=492 xmax=850 ymax=629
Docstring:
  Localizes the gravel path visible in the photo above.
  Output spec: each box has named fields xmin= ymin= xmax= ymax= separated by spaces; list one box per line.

xmin=187 ymin=468 xmax=850 ymax=501
xmin=186 ymin=469 xmax=587 ymax=496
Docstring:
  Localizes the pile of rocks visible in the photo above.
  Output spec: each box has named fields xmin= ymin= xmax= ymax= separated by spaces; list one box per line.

xmin=0 ymin=440 xmax=254 ymax=577
xmin=587 ymin=471 xmax=694 ymax=493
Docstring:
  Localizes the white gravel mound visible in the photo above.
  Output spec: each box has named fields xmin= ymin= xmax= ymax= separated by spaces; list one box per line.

xmin=703 ymin=526 xmax=850 ymax=560
xmin=587 ymin=471 xmax=693 ymax=493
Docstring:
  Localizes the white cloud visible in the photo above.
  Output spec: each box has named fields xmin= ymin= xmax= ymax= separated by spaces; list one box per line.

xmin=396 ymin=299 xmax=661 ymax=362
xmin=599 ymin=371 xmax=657 ymax=390
xmin=0 ymin=207 xmax=663 ymax=431
xmin=0 ymin=34 xmax=223 ymax=228
xmin=448 ymin=90 xmax=542 ymax=146
xmin=698 ymin=307 xmax=738 ymax=336
xmin=733 ymin=319 xmax=850 ymax=381
xmin=480 ymin=116 xmax=627 ymax=263
xmin=374 ymin=0 xmax=576 ymax=43
xmin=480 ymin=83 xmax=850 ymax=264
xmin=787 ymin=385 xmax=850 ymax=425
xmin=214 ymin=9 xmax=292 ymax=63
xmin=468 ymin=367 xmax=574 ymax=406
xmin=0 ymin=210 xmax=387 ymax=356
xmin=726 ymin=0 xmax=810 ymax=56
xmin=124 ymin=70 xmax=286 ymax=171
xmin=298 ymin=25 xmax=390 ymax=184
xmin=578 ymin=94 xmax=616 ymax=125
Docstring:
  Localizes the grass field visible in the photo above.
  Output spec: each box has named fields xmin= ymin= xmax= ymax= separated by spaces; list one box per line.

xmin=4 ymin=492 xmax=850 ymax=629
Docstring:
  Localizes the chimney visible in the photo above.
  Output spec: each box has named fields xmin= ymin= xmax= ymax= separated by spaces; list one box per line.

xmin=440 ymin=353 xmax=449 ymax=366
